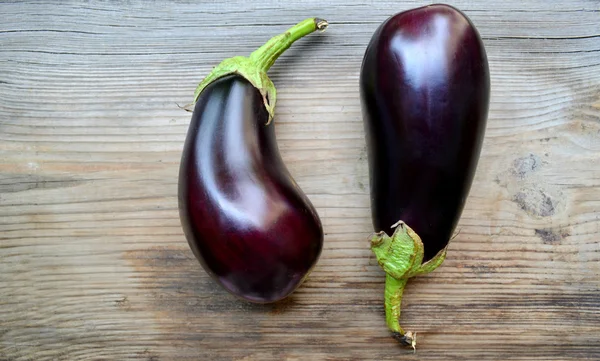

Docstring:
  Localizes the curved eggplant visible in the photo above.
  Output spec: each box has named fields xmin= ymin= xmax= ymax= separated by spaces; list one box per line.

xmin=178 ymin=19 xmax=327 ymax=303
xmin=360 ymin=4 xmax=489 ymax=347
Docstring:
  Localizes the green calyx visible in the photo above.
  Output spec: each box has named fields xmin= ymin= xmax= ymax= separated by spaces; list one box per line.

xmin=370 ymin=220 xmax=450 ymax=352
xmin=192 ymin=18 xmax=328 ymax=125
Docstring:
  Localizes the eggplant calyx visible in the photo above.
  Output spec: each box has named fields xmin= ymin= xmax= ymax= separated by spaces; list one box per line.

xmin=192 ymin=56 xmax=277 ymax=124
xmin=370 ymin=221 xmax=450 ymax=351
xmin=192 ymin=18 xmax=328 ymax=125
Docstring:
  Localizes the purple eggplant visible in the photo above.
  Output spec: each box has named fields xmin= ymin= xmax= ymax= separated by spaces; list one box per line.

xmin=178 ymin=19 xmax=328 ymax=303
xmin=360 ymin=4 xmax=489 ymax=348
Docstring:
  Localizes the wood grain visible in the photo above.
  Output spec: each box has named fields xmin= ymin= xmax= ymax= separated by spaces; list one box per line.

xmin=1 ymin=1 xmax=599 ymax=360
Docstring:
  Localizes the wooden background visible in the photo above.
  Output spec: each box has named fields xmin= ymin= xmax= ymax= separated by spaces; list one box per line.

xmin=1 ymin=1 xmax=599 ymax=360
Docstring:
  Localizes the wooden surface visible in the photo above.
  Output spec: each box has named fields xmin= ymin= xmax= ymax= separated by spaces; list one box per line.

xmin=1 ymin=1 xmax=600 ymax=360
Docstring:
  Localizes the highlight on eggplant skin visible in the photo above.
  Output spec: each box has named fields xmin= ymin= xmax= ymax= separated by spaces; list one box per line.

xmin=360 ymin=4 xmax=490 ymax=348
xmin=178 ymin=19 xmax=327 ymax=303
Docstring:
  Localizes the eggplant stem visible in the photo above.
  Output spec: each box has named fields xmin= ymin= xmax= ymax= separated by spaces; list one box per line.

xmin=192 ymin=18 xmax=327 ymax=124
xmin=385 ymin=275 xmax=417 ymax=352
xmin=370 ymin=220 xmax=451 ymax=350
xmin=385 ymin=275 xmax=408 ymax=334
xmin=250 ymin=18 xmax=328 ymax=72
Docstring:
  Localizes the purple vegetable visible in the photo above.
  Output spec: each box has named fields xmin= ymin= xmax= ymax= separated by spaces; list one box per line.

xmin=179 ymin=19 xmax=328 ymax=303
xmin=360 ymin=4 xmax=489 ymax=348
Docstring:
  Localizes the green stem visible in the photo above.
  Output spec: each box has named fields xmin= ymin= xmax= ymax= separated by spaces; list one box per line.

xmin=249 ymin=18 xmax=328 ymax=72
xmin=384 ymin=274 xmax=407 ymax=334
xmin=191 ymin=18 xmax=328 ymax=123
xmin=371 ymin=221 xmax=450 ymax=351
xmin=385 ymin=275 xmax=416 ymax=351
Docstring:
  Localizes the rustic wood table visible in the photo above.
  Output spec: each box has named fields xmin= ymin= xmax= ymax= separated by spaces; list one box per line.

xmin=1 ymin=1 xmax=599 ymax=360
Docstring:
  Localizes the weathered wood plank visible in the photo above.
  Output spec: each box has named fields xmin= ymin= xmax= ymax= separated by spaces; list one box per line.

xmin=1 ymin=1 xmax=599 ymax=360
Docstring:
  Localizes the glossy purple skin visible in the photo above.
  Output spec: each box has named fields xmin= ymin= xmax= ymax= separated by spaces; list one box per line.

xmin=360 ymin=4 xmax=490 ymax=261
xmin=178 ymin=75 xmax=323 ymax=303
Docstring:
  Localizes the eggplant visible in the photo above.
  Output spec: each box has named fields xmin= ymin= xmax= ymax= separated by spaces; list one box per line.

xmin=178 ymin=19 xmax=328 ymax=303
xmin=360 ymin=4 xmax=489 ymax=348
